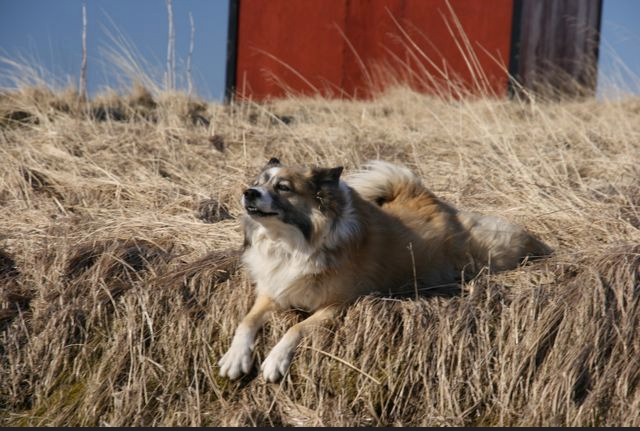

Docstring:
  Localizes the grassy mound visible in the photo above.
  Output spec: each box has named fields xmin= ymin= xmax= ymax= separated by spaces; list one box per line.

xmin=0 ymin=86 xmax=639 ymax=426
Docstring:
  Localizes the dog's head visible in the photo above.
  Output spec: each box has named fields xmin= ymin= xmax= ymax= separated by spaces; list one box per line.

xmin=241 ymin=158 xmax=345 ymax=242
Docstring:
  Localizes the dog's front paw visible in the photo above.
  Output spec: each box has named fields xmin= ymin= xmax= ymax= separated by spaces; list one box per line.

xmin=261 ymin=338 xmax=296 ymax=382
xmin=218 ymin=338 xmax=253 ymax=380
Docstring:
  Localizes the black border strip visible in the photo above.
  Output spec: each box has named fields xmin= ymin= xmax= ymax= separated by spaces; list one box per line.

xmin=507 ymin=0 xmax=523 ymax=97
xmin=225 ymin=0 xmax=240 ymax=102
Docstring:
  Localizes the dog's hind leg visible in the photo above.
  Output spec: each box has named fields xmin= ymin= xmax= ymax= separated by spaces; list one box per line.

xmin=219 ymin=295 xmax=276 ymax=379
xmin=261 ymin=304 xmax=339 ymax=382
xmin=458 ymin=211 xmax=553 ymax=272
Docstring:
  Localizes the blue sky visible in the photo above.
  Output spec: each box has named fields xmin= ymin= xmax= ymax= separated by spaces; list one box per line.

xmin=0 ymin=0 xmax=638 ymax=101
xmin=0 ymin=0 xmax=229 ymax=99
xmin=598 ymin=0 xmax=640 ymax=97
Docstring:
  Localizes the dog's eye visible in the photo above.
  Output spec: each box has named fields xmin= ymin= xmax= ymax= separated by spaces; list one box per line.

xmin=276 ymin=183 xmax=291 ymax=192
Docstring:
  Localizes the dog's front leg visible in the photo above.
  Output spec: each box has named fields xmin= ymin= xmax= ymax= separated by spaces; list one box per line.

xmin=219 ymin=294 xmax=276 ymax=379
xmin=261 ymin=305 xmax=338 ymax=382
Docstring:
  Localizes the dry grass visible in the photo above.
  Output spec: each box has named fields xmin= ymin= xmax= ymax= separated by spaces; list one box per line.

xmin=0 ymin=83 xmax=639 ymax=426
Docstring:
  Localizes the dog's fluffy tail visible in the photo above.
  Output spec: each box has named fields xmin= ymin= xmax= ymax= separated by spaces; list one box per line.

xmin=346 ymin=160 xmax=427 ymax=205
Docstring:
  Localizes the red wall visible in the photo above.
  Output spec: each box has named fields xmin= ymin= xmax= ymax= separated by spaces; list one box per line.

xmin=235 ymin=0 xmax=514 ymax=99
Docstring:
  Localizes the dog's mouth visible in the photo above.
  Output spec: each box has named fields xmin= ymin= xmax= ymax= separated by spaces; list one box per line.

xmin=245 ymin=205 xmax=279 ymax=217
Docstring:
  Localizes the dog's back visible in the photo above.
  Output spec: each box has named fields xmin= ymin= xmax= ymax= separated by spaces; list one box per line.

xmin=347 ymin=161 xmax=552 ymax=279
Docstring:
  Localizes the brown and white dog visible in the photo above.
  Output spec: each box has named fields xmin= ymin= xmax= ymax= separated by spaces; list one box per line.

xmin=218 ymin=158 xmax=551 ymax=382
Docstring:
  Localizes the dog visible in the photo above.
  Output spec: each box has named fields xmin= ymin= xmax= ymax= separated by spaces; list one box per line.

xmin=218 ymin=158 xmax=551 ymax=382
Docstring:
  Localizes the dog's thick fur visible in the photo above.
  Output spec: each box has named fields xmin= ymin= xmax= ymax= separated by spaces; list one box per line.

xmin=219 ymin=160 xmax=552 ymax=382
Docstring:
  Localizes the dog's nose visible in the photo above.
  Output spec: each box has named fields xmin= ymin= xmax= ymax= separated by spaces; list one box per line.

xmin=243 ymin=188 xmax=260 ymax=201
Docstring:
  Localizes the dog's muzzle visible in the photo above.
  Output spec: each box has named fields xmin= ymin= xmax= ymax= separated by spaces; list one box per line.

xmin=243 ymin=188 xmax=279 ymax=217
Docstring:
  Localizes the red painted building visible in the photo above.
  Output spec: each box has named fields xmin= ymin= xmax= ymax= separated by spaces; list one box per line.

xmin=226 ymin=0 xmax=602 ymax=100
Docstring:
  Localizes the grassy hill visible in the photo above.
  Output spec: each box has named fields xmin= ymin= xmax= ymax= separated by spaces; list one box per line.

xmin=0 ymin=85 xmax=639 ymax=426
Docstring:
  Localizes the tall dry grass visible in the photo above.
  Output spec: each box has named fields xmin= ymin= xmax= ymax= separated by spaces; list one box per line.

xmin=0 ymin=80 xmax=639 ymax=426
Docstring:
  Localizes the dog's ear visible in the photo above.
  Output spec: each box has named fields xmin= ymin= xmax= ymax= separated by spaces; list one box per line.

xmin=266 ymin=157 xmax=282 ymax=167
xmin=311 ymin=167 xmax=344 ymax=214
xmin=311 ymin=166 xmax=343 ymax=189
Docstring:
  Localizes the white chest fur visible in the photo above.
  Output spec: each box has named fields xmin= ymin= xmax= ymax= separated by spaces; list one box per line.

xmin=242 ymin=223 xmax=329 ymax=310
